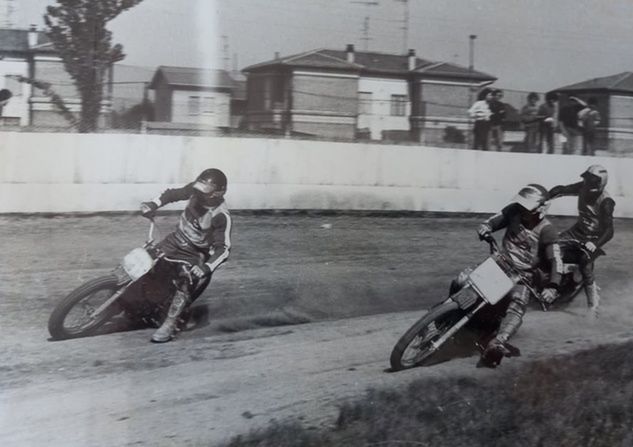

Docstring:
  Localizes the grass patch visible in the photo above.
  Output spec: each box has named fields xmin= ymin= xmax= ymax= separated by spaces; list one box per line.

xmin=223 ymin=341 xmax=633 ymax=447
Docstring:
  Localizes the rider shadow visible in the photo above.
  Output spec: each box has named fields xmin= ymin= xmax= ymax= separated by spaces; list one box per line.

xmin=384 ymin=332 xmax=485 ymax=373
xmin=385 ymin=330 xmax=522 ymax=373
xmin=47 ymin=304 xmax=212 ymax=341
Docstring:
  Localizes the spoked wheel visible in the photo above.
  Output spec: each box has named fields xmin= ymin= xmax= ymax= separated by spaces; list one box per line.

xmin=390 ymin=301 xmax=465 ymax=371
xmin=48 ymin=275 xmax=124 ymax=340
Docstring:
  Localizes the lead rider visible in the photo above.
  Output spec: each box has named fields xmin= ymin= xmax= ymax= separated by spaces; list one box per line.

xmin=476 ymin=184 xmax=563 ymax=367
xmin=140 ymin=168 xmax=232 ymax=343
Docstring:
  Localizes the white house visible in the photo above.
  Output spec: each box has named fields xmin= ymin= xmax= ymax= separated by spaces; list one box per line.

xmin=149 ymin=66 xmax=234 ymax=129
xmin=0 ymin=27 xmax=35 ymax=126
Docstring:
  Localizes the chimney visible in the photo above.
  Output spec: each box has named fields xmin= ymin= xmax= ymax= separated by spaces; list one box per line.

xmin=346 ymin=44 xmax=355 ymax=63
xmin=274 ymin=51 xmax=280 ymax=60
xmin=28 ymin=24 xmax=38 ymax=48
xmin=408 ymin=49 xmax=416 ymax=71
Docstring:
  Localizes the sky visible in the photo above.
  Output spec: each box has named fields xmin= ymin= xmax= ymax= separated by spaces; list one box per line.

xmin=11 ymin=0 xmax=633 ymax=92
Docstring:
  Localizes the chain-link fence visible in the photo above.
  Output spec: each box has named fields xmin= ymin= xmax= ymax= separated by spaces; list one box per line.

xmin=1 ymin=64 xmax=631 ymax=157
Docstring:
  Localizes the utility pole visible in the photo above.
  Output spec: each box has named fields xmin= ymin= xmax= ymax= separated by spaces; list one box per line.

xmin=350 ymin=1 xmax=379 ymax=51
xmin=467 ymin=34 xmax=477 ymax=149
xmin=394 ymin=0 xmax=409 ymax=54
xmin=232 ymin=53 xmax=239 ymax=77
xmin=469 ymin=34 xmax=477 ymax=71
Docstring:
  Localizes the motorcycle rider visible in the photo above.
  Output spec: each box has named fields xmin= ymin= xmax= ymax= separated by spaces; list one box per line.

xmin=140 ymin=168 xmax=232 ymax=343
xmin=476 ymin=184 xmax=563 ymax=368
xmin=548 ymin=165 xmax=615 ymax=319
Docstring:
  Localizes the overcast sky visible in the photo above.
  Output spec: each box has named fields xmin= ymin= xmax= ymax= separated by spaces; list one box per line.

xmin=13 ymin=0 xmax=633 ymax=91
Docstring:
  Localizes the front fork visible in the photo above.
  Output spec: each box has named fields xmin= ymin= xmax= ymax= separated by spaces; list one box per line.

xmin=429 ymin=300 xmax=488 ymax=352
xmin=90 ymin=280 xmax=132 ymax=320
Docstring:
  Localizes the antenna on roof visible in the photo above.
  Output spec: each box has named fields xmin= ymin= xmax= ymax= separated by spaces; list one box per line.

xmin=0 ymin=0 xmax=16 ymax=28
xmin=350 ymin=1 xmax=379 ymax=51
xmin=394 ymin=0 xmax=409 ymax=54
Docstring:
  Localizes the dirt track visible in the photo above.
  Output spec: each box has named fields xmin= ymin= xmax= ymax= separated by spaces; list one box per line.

xmin=1 ymin=214 xmax=632 ymax=446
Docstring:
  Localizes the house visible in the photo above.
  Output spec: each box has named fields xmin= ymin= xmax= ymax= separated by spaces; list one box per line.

xmin=0 ymin=26 xmax=111 ymax=130
xmin=148 ymin=66 xmax=245 ymax=132
xmin=241 ymin=45 xmax=496 ymax=143
xmin=553 ymin=72 xmax=633 ymax=154
xmin=0 ymin=27 xmax=39 ymax=126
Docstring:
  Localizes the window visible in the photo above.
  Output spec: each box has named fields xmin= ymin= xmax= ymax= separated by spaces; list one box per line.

xmin=188 ymin=96 xmax=200 ymax=115
xmin=201 ymin=96 xmax=215 ymax=115
xmin=358 ymin=92 xmax=372 ymax=115
xmin=390 ymin=94 xmax=407 ymax=116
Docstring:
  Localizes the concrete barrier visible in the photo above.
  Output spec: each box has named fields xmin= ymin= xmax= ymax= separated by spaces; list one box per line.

xmin=0 ymin=131 xmax=630 ymax=216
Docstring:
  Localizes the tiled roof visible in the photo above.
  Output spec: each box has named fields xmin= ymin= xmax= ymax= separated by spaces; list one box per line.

xmin=414 ymin=61 xmax=495 ymax=80
xmin=555 ymin=72 xmax=633 ymax=93
xmin=149 ymin=66 xmax=236 ymax=89
xmin=243 ymin=47 xmax=495 ymax=81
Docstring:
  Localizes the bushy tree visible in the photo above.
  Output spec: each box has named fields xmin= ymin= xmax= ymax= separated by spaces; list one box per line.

xmin=44 ymin=0 xmax=144 ymax=132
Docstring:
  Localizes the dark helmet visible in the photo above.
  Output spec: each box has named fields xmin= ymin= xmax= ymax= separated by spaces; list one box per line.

xmin=193 ymin=168 xmax=227 ymax=206
xmin=580 ymin=164 xmax=608 ymax=193
xmin=511 ymin=184 xmax=550 ymax=219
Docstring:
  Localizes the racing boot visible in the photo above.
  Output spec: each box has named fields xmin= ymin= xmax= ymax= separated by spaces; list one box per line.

xmin=585 ymin=282 xmax=601 ymax=321
xmin=151 ymin=290 xmax=190 ymax=343
xmin=478 ymin=337 xmax=511 ymax=368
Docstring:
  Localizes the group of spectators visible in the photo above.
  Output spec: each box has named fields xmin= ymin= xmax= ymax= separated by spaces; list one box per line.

xmin=468 ymin=87 xmax=601 ymax=156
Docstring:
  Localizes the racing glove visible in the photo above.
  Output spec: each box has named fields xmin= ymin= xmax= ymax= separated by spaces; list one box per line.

xmin=584 ymin=241 xmax=597 ymax=254
xmin=477 ymin=223 xmax=492 ymax=241
xmin=140 ymin=201 xmax=159 ymax=218
xmin=540 ymin=287 xmax=558 ymax=304
xmin=191 ymin=263 xmax=211 ymax=279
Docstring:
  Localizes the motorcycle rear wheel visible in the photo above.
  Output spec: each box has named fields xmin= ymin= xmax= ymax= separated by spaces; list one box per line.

xmin=390 ymin=301 xmax=464 ymax=371
xmin=48 ymin=275 xmax=123 ymax=340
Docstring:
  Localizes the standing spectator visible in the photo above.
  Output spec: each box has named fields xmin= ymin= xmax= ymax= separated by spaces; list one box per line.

xmin=468 ymin=87 xmax=494 ymax=150
xmin=558 ymin=96 xmax=586 ymax=155
xmin=489 ymin=89 xmax=507 ymax=151
xmin=538 ymin=92 xmax=560 ymax=154
xmin=520 ymin=92 xmax=542 ymax=153
xmin=578 ymin=97 xmax=601 ymax=156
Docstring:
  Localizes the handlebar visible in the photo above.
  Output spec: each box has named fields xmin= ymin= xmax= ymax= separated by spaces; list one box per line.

xmin=140 ymin=216 xmax=196 ymax=287
xmin=483 ymin=234 xmax=499 ymax=254
xmin=148 ymin=218 xmax=155 ymax=243
xmin=560 ymin=238 xmax=606 ymax=261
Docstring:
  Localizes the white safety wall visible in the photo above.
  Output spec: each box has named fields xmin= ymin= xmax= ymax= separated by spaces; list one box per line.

xmin=0 ymin=131 xmax=631 ymax=216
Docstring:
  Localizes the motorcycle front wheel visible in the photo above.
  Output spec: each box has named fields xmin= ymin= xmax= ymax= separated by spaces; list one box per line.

xmin=48 ymin=275 xmax=123 ymax=340
xmin=390 ymin=300 xmax=465 ymax=371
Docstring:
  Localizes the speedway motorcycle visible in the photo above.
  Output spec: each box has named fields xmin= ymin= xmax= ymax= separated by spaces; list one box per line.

xmin=389 ymin=235 xmax=597 ymax=371
xmin=536 ymin=239 xmax=605 ymax=309
xmin=48 ymin=219 xmax=208 ymax=340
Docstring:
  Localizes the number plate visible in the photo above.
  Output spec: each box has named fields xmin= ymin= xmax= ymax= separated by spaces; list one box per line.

xmin=468 ymin=257 xmax=515 ymax=305
xmin=122 ymin=248 xmax=154 ymax=281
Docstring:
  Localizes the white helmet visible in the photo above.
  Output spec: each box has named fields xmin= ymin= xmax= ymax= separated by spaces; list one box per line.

xmin=511 ymin=184 xmax=550 ymax=219
xmin=581 ymin=164 xmax=608 ymax=193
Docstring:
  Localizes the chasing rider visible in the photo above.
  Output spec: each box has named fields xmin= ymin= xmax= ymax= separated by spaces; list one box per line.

xmin=476 ymin=184 xmax=563 ymax=368
xmin=548 ymin=164 xmax=615 ymax=319
xmin=140 ymin=168 xmax=232 ymax=343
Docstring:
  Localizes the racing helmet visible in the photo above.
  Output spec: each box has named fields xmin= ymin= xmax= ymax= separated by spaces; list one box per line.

xmin=580 ymin=164 xmax=608 ymax=193
xmin=511 ymin=184 xmax=550 ymax=219
xmin=193 ymin=168 xmax=227 ymax=206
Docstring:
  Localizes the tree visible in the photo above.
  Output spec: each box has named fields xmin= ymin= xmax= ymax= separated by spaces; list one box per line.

xmin=44 ymin=0 xmax=144 ymax=133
